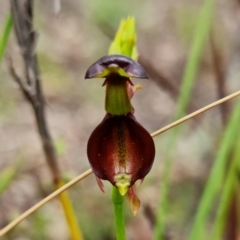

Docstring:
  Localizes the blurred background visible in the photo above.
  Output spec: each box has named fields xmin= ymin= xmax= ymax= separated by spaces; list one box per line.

xmin=0 ymin=0 xmax=240 ymax=239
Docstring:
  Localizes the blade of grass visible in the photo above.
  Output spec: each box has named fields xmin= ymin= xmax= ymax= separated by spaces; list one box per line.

xmin=189 ymin=99 xmax=240 ymax=240
xmin=154 ymin=0 xmax=215 ymax=239
xmin=0 ymin=157 xmax=23 ymax=195
xmin=210 ymin=131 xmax=240 ymax=240
xmin=0 ymin=166 xmax=18 ymax=195
xmin=0 ymin=14 xmax=13 ymax=63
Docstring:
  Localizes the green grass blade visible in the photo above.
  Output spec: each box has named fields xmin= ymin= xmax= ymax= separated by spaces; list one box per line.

xmin=210 ymin=132 xmax=240 ymax=240
xmin=189 ymin=99 xmax=240 ymax=240
xmin=0 ymin=167 xmax=17 ymax=194
xmin=0 ymin=157 xmax=23 ymax=195
xmin=175 ymin=0 xmax=215 ymax=119
xmin=154 ymin=0 xmax=215 ymax=239
xmin=0 ymin=14 xmax=13 ymax=63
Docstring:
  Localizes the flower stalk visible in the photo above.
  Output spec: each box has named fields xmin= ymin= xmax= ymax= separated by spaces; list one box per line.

xmin=112 ymin=187 xmax=126 ymax=240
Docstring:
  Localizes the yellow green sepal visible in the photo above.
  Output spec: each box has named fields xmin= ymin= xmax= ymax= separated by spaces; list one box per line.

xmin=109 ymin=17 xmax=138 ymax=60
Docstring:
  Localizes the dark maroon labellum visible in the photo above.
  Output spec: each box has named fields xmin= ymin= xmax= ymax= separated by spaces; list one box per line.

xmin=87 ymin=112 xmax=155 ymax=194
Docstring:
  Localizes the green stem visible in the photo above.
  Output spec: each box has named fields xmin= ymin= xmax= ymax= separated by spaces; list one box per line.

xmin=210 ymin=132 xmax=240 ymax=240
xmin=112 ymin=187 xmax=126 ymax=240
xmin=189 ymin=99 xmax=240 ymax=240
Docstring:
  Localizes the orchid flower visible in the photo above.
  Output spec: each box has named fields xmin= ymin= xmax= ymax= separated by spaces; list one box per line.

xmin=85 ymin=54 xmax=155 ymax=214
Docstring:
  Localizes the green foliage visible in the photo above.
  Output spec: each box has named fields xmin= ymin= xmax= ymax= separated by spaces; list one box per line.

xmin=189 ymin=99 xmax=240 ymax=240
xmin=0 ymin=14 xmax=13 ymax=63
xmin=210 ymin=132 xmax=240 ymax=239
xmin=0 ymin=14 xmax=14 ymax=118
xmin=154 ymin=0 xmax=215 ymax=239
xmin=0 ymin=157 xmax=24 ymax=195
xmin=54 ymin=137 xmax=67 ymax=157
xmin=31 ymin=211 xmax=49 ymax=240
xmin=0 ymin=166 xmax=16 ymax=195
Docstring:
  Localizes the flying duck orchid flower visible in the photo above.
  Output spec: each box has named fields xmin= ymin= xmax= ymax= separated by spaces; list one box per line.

xmin=85 ymin=54 xmax=155 ymax=214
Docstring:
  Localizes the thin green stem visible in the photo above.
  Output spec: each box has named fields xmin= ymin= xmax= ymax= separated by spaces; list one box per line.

xmin=112 ymin=187 xmax=126 ymax=240
xmin=189 ymin=99 xmax=240 ymax=240
xmin=0 ymin=14 xmax=13 ymax=62
xmin=154 ymin=0 xmax=215 ymax=239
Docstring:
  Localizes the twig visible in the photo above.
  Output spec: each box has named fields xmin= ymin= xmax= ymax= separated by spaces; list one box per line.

xmin=9 ymin=1 xmax=84 ymax=239
xmin=10 ymin=0 xmax=60 ymax=182
xmin=0 ymin=169 xmax=92 ymax=237
xmin=150 ymin=89 xmax=240 ymax=137
xmin=1 ymin=88 xmax=240 ymax=236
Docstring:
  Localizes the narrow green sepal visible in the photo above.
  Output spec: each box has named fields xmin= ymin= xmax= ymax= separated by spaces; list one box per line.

xmin=105 ymin=76 xmax=132 ymax=115
xmin=109 ymin=17 xmax=137 ymax=60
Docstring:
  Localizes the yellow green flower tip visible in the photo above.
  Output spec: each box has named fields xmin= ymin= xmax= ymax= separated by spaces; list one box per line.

xmin=114 ymin=173 xmax=131 ymax=196
xmin=109 ymin=16 xmax=138 ymax=60
xmin=116 ymin=183 xmax=130 ymax=196
xmin=122 ymin=17 xmax=136 ymax=45
xmin=113 ymin=19 xmax=126 ymax=47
